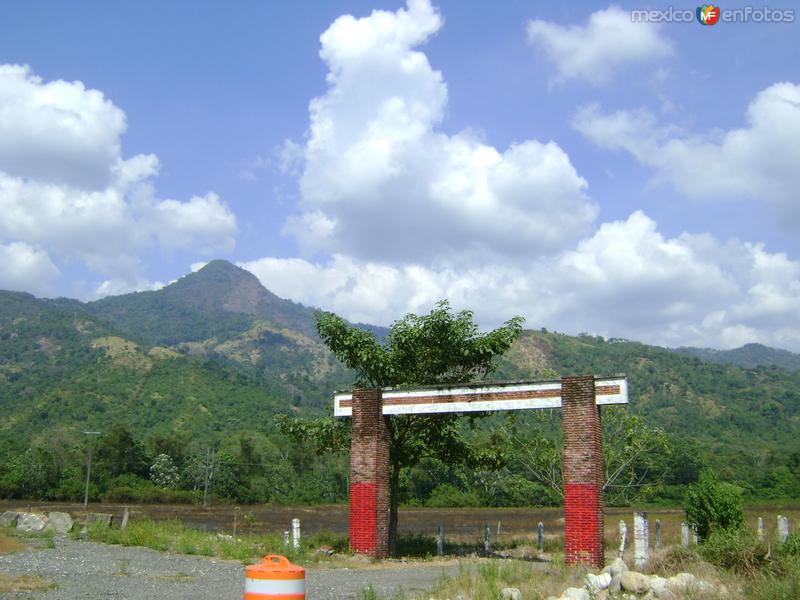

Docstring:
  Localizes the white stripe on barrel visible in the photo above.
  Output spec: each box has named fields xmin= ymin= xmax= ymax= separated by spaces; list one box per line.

xmin=245 ymin=578 xmax=305 ymax=595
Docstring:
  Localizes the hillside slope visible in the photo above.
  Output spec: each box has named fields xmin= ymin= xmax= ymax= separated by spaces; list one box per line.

xmin=0 ymin=290 xmax=288 ymax=445
xmin=2 ymin=263 xmax=799 ymax=503
xmin=676 ymin=343 xmax=800 ymax=372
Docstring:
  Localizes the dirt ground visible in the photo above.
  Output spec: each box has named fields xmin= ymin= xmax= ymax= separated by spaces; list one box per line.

xmin=0 ymin=534 xmax=468 ymax=600
xmin=1 ymin=501 xmax=797 ymax=547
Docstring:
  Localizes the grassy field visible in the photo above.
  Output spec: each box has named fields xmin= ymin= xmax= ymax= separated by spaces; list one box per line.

xmin=1 ymin=500 xmax=797 ymax=551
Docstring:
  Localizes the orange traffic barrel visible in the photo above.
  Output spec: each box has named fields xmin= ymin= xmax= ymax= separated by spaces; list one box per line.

xmin=244 ymin=555 xmax=305 ymax=600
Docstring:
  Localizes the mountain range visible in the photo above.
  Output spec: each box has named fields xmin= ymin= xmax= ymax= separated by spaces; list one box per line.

xmin=1 ymin=259 xmax=799 ymax=495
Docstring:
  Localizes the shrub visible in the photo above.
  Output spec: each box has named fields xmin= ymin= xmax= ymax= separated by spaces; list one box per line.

xmin=746 ymin=556 xmax=800 ymax=600
xmin=103 ymin=486 xmax=139 ymax=503
xmin=777 ymin=533 xmax=800 ymax=559
xmin=643 ymin=544 xmax=700 ymax=575
xmin=684 ymin=470 xmax=744 ymax=541
xmin=103 ymin=483 xmax=196 ymax=504
xmin=426 ymin=483 xmax=481 ymax=507
xmin=698 ymin=527 xmax=768 ymax=575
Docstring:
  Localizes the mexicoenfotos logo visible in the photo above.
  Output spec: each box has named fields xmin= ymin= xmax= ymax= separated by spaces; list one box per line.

xmin=631 ymin=5 xmax=795 ymax=24
xmin=697 ymin=4 xmax=721 ymax=25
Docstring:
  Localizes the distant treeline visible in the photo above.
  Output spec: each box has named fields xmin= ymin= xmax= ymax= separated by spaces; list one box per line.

xmin=2 ymin=419 xmax=799 ymax=507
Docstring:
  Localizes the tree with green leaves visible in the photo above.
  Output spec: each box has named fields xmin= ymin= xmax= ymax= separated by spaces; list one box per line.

xmin=279 ymin=300 xmax=523 ymax=554
xmin=94 ymin=423 xmax=150 ymax=480
xmin=505 ymin=408 xmax=671 ymax=505
xmin=685 ymin=470 xmax=744 ymax=541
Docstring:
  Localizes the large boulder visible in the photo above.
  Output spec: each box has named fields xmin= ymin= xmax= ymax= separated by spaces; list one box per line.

xmin=84 ymin=513 xmax=113 ymax=527
xmin=16 ymin=512 xmax=48 ymax=532
xmin=620 ymin=571 xmax=651 ymax=594
xmin=649 ymin=575 xmax=676 ymax=599
xmin=0 ymin=511 xmax=21 ymax=527
xmin=47 ymin=512 xmax=73 ymax=534
xmin=584 ymin=572 xmax=612 ymax=594
xmin=561 ymin=588 xmax=590 ymax=600
xmin=667 ymin=572 xmax=696 ymax=593
xmin=602 ymin=558 xmax=628 ymax=578
xmin=81 ymin=512 xmax=114 ymax=535
xmin=608 ymin=575 xmax=622 ymax=594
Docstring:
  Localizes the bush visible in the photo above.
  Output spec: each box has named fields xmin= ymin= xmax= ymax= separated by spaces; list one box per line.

xmin=746 ymin=556 xmax=800 ymax=600
xmin=103 ymin=486 xmax=139 ymax=503
xmin=777 ymin=533 xmax=800 ymax=559
xmin=699 ymin=527 xmax=768 ymax=575
xmin=426 ymin=483 xmax=481 ymax=507
xmin=643 ymin=544 xmax=700 ymax=575
xmin=684 ymin=470 xmax=744 ymax=541
xmin=103 ymin=483 xmax=197 ymax=504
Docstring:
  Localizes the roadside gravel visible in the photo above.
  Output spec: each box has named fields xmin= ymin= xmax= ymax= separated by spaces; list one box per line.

xmin=0 ymin=536 xmax=463 ymax=600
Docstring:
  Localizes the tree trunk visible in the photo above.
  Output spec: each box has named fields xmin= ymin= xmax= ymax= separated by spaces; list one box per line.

xmin=389 ymin=459 xmax=401 ymax=557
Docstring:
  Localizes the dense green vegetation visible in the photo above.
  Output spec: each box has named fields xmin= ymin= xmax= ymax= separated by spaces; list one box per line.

xmin=1 ymin=261 xmax=799 ymax=507
xmin=678 ymin=343 xmax=800 ymax=372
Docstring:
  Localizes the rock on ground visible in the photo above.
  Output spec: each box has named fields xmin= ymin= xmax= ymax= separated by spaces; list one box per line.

xmin=602 ymin=557 xmax=628 ymax=578
xmin=620 ymin=570 xmax=651 ymax=594
xmin=16 ymin=512 xmax=48 ymax=532
xmin=560 ymin=587 xmax=590 ymax=600
xmin=47 ymin=512 xmax=73 ymax=534
xmin=584 ymin=572 xmax=612 ymax=593
xmin=0 ymin=511 xmax=20 ymax=527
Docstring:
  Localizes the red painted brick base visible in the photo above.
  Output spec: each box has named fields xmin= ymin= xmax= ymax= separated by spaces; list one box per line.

xmin=346 ymin=379 xmax=607 ymax=566
xmin=349 ymin=388 xmax=390 ymax=558
xmin=561 ymin=375 xmax=605 ymax=568
xmin=564 ymin=482 xmax=604 ymax=566
xmin=350 ymin=482 xmax=378 ymax=554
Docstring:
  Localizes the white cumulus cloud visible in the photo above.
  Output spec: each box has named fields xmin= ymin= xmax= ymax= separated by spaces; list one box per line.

xmin=0 ymin=242 xmax=60 ymax=296
xmin=94 ymin=278 xmax=166 ymax=298
xmin=242 ymin=210 xmax=800 ymax=351
xmin=526 ymin=6 xmax=672 ymax=85
xmin=239 ymin=2 xmax=800 ymax=353
xmin=0 ymin=64 xmax=125 ymax=189
xmin=285 ymin=0 xmax=596 ymax=265
xmin=573 ymin=82 xmax=800 ymax=226
xmin=0 ymin=64 xmax=237 ymax=296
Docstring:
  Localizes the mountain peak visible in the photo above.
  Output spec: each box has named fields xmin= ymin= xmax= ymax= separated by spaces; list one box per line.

xmin=165 ymin=259 xmax=275 ymax=316
xmin=195 ymin=259 xmax=251 ymax=277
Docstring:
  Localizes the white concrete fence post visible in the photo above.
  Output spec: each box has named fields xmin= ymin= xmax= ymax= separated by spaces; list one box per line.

xmin=634 ymin=512 xmax=649 ymax=568
xmin=619 ymin=520 xmax=627 ymax=559
xmin=778 ymin=515 xmax=789 ymax=543
xmin=655 ymin=519 xmax=662 ymax=549
xmin=537 ymin=522 xmax=544 ymax=553
xmin=757 ymin=517 xmax=765 ymax=543
xmin=292 ymin=518 xmax=301 ymax=549
xmin=681 ymin=522 xmax=690 ymax=548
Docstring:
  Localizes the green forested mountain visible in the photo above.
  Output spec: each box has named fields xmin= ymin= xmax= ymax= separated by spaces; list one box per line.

xmin=1 ymin=260 xmax=799 ymax=505
xmin=676 ymin=342 xmax=800 ymax=372
xmin=495 ymin=331 xmax=800 ymax=495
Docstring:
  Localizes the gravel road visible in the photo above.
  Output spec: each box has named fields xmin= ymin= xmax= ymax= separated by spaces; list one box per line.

xmin=0 ymin=536 xmax=463 ymax=600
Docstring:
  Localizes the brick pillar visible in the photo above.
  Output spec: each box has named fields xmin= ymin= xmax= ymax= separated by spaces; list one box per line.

xmin=349 ymin=388 xmax=390 ymax=558
xmin=561 ymin=375 xmax=604 ymax=568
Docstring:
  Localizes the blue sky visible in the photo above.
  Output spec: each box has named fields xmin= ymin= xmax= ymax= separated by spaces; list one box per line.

xmin=1 ymin=1 xmax=799 ymax=350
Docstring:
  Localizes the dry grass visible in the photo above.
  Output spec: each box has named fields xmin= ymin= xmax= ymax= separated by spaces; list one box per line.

xmin=0 ymin=535 xmax=25 ymax=554
xmin=91 ymin=336 xmax=152 ymax=371
xmin=0 ymin=572 xmax=57 ymax=593
xmin=416 ymin=559 xmax=590 ymax=600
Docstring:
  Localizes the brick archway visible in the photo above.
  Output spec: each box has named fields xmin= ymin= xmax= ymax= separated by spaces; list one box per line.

xmin=334 ymin=374 xmax=628 ymax=567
